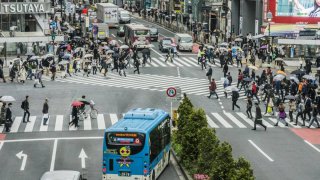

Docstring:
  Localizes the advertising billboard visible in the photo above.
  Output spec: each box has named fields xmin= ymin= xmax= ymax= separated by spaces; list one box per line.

xmin=270 ymin=0 xmax=320 ymax=23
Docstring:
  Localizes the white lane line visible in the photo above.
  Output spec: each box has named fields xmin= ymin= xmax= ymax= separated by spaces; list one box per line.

xmin=50 ymin=139 xmax=58 ymax=171
xmin=11 ymin=117 xmax=22 ymax=133
xmin=0 ymin=123 xmax=4 ymax=133
xmin=119 ymin=40 xmax=123 ymax=43
xmin=110 ymin=114 xmax=118 ymax=125
xmin=24 ymin=116 xmax=36 ymax=132
xmin=304 ymin=140 xmax=320 ymax=153
xmin=159 ymin=57 xmax=175 ymax=67
xmin=40 ymin=115 xmax=50 ymax=132
xmin=175 ymin=57 xmax=191 ymax=67
xmin=69 ymin=115 xmax=78 ymax=131
xmin=97 ymin=114 xmax=106 ymax=130
xmin=224 ymin=112 xmax=247 ymax=128
xmin=268 ymin=118 xmax=286 ymax=127
xmin=0 ymin=141 xmax=4 ymax=151
xmin=83 ymin=116 xmax=92 ymax=130
xmin=151 ymin=58 xmax=166 ymax=67
xmin=54 ymin=115 xmax=63 ymax=131
xmin=206 ymin=115 xmax=219 ymax=128
xmin=248 ymin=140 xmax=274 ymax=162
xmin=150 ymin=48 xmax=163 ymax=57
xmin=111 ymin=34 xmax=116 ymax=37
xmin=3 ymin=136 xmax=104 ymax=143
xmin=236 ymin=112 xmax=254 ymax=127
xmin=211 ymin=113 xmax=233 ymax=128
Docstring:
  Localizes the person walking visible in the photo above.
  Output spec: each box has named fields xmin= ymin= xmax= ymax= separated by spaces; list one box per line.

xmin=295 ymin=99 xmax=305 ymax=126
xmin=237 ymin=69 xmax=243 ymax=88
xmin=133 ymin=58 xmax=140 ymax=74
xmin=246 ymin=97 xmax=253 ymax=119
xmin=304 ymin=95 xmax=312 ymax=121
xmin=92 ymin=59 xmax=97 ymax=75
xmin=0 ymin=102 xmax=6 ymax=125
xmin=275 ymin=103 xmax=288 ymax=126
xmin=206 ymin=66 xmax=212 ymax=83
xmin=232 ymin=90 xmax=240 ymax=110
xmin=288 ymin=99 xmax=296 ymax=122
xmin=207 ymin=78 xmax=219 ymax=99
xmin=252 ymin=102 xmax=267 ymax=131
xmin=4 ymin=103 xmax=13 ymax=132
xmin=165 ymin=47 xmax=173 ymax=63
xmin=251 ymin=82 xmax=260 ymax=103
xmin=0 ymin=65 xmax=6 ymax=83
xmin=21 ymin=96 xmax=30 ymax=123
xmin=223 ymin=63 xmax=228 ymax=77
xmin=34 ymin=69 xmax=45 ymax=88
xmin=119 ymin=60 xmax=126 ymax=77
xmin=308 ymin=104 xmax=320 ymax=128
xmin=69 ymin=106 xmax=79 ymax=128
xmin=50 ymin=63 xmax=56 ymax=81
xmin=42 ymin=98 xmax=49 ymax=125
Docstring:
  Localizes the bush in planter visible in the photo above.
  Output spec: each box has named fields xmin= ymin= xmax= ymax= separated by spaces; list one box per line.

xmin=176 ymin=93 xmax=193 ymax=145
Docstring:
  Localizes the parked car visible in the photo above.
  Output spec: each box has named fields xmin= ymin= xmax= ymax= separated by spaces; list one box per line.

xmin=40 ymin=170 xmax=85 ymax=180
xmin=116 ymin=26 xmax=125 ymax=37
xmin=150 ymin=27 xmax=159 ymax=41
xmin=159 ymin=37 xmax=173 ymax=52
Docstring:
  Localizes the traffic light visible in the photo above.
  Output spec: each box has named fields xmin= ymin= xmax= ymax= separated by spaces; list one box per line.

xmin=187 ymin=5 xmax=192 ymax=14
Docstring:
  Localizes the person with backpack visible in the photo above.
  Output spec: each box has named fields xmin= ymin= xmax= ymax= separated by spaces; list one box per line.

xmin=252 ymin=102 xmax=267 ymax=131
xmin=308 ymin=104 xmax=320 ymax=128
xmin=232 ymin=90 xmax=240 ymax=110
xmin=207 ymin=78 xmax=219 ymax=99
xmin=206 ymin=66 xmax=212 ymax=84
xmin=21 ymin=96 xmax=30 ymax=123
xmin=295 ymin=99 xmax=305 ymax=126
xmin=275 ymin=103 xmax=288 ymax=126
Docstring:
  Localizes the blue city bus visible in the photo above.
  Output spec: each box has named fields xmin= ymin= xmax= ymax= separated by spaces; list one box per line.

xmin=102 ymin=108 xmax=171 ymax=180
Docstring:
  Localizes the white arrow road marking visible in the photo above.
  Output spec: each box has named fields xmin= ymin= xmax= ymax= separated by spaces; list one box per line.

xmin=16 ymin=151 xmax=28 ymax=171
xmin=79 ymin=148 xmax=88 ymax=169
xmin=248 ymin=140 xmax=274 ymax=162
xmin=50 ymin=139 xmax=58 ymax=171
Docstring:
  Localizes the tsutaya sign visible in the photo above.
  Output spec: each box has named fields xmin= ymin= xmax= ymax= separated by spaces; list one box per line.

xmin=0 ymin=2 xmax=51 ymax=14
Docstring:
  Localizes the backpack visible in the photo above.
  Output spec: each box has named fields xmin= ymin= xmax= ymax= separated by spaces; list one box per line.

xmin=21 ymin=100 xmax=25 ymax=109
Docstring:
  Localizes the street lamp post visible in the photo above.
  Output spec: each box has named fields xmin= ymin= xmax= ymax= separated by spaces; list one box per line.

xmin=267 ymin=11 xmax=273 ymax=61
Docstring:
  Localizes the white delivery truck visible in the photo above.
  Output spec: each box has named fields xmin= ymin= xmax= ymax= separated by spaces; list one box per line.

xmin=96 ymin=3 xmax=119 ymax=28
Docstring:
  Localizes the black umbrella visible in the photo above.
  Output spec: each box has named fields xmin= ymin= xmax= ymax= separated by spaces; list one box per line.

xmin=141 ymin=48 xmax=150 ymax=54
xmin=243 ymin=77 xmax=252 ymax=82
xmin=291 ymin=69 xmax=305 ymax=75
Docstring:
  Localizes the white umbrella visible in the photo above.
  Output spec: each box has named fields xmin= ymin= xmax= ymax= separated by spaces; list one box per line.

xmin=44 ymin=54 xmax=54 ymax=58
xmin=248 ymin=65 xmax=258 ymax=70
xmin=261 ymin=63 xmax=274 ymax=68
xmin=120 ymin=45 xmax=129 ymax=49
xmin=30 ymin=56 xmax=40 ymax=60
xmin=75 ymin=47 xmax=84 ymax=52
xmin=102 ymin=46 xmax=110 ymax=50
xmin=84 ymin=54 xmax=93 ymax=58
xmin=106 ymin=50 xmax=114 ymax=54
xmin=225 ymin=86 xmax=239 ymax=92
xmin=303 ymin=74 xmax=315 ymax=80
xmin=274 ymin=74 xmax=285 ymax=81
xmin=0 ymin=96 xmax=16 ymax=102
xmin=289 ymin=76 xmax=299 ymax=84
xmin=101 ymin=42 xmax=108 ymax=45
xmin=59 ymin=60 xmax=69 ymax=65
xmin=235 ymin=38 xmax=243 ymax=42
xmin=109 ymin=40 xmax=117 ymax=45
xmin=146 ymin=44 xmax=155 ymax=48
xmin=220 ymin=42 xmax=228 ymax=47
xmin=219 ymin=47 xmax=228 ymax=52
xmin=317 ymin=67 xmax=320 ymax=70
xmin=206 ymin=45 xmax=214 ymax=49
xmin=275 ymin=57 xmax=284 ymax=61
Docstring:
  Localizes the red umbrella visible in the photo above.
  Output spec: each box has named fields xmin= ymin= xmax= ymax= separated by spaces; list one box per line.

xmin=71 ymin=101 xmax=84 ymax=107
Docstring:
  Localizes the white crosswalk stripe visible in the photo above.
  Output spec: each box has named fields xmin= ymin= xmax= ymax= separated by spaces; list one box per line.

xmin=39 ymin=115 xmax=50 ymax=132
xmin=0 ymin=112 xmax=317 ymax=133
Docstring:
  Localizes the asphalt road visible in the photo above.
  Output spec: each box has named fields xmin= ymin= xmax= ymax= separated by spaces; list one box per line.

xmin=1 ymin=16 xmax=320 ymax=180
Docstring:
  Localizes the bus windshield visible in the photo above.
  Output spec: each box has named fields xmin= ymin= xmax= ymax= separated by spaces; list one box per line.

xmin=106 ymin=132 xmax=145 ymax=155
xmin=134 ymin=30 xmax=149 ymax=36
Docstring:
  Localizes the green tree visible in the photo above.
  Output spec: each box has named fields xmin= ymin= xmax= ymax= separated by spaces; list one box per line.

xmin=230 ymin=157 xmax=255 ymax=180
xmin=180 ymin=108 xmax=208 ymax=170
xmin=211 ymin=142 xmax=235 ymax=180
xmin=176 ymin=93 xmax=193 ymax=143
xmin=196 ymin=127 xmax=220 ymax=176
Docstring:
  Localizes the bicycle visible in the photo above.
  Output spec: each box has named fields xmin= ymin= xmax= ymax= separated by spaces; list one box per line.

xmin=88 ymin=100 xmax=98 ymax=119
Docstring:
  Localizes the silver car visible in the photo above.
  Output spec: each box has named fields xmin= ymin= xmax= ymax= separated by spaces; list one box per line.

xmin=40 ymin=170 xmax=83 ymax=180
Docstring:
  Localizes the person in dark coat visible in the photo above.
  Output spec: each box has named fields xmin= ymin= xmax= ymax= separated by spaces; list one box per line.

xmin=223 ymin=63 xmax=228 ymax=77
xmin=0 ymin=65 xmax=6 ymax=83
xmin=69 ymin=106 xmax=79 ymax=128
xmin=22 ymin=96 xmax=30 ymax=123
xmin=232 ymin=91 xmax=240 ymax=110
xmin=42 ymin=98 xmax=49 ymax=125
xmin=206 ymin=66 xmax=212 ymax=83
xmin=246 ymin=97 xmax=253 ymax=119
xmin=252 ymin=102 xmax=267 ymax=130
xmin=5 ymin=103 xmax=13 ymax=132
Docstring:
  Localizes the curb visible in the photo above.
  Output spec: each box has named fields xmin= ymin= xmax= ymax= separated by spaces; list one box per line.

xmin=170 ymin=149 xmax=193 ymax=180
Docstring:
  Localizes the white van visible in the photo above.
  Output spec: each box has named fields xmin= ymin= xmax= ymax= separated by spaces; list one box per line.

xmin=174 ymin=33 xmax=193 ymax=52
xmin=118 ymin=10 xmax=131 ymax=24
xmin=40 ymin=170 xmax=84 ymax=180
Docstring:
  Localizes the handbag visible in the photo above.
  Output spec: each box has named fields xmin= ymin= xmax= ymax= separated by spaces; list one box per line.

xmin=267 ymin=106 xmax=272 ymax=113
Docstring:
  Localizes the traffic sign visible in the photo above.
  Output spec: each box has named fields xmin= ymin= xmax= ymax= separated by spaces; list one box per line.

xmin=166 ymin=87 xmax=177 ymax=97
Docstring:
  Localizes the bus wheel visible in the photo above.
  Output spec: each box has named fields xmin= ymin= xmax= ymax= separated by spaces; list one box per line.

xmin=152 ymin=170 xmax=155 ymax=180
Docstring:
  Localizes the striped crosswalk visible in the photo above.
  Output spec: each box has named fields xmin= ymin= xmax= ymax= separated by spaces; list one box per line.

xmin=43 ymin=70 xmax=250 ymax=98
xmin=1 ymin=112 xmax=317 ymax=134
